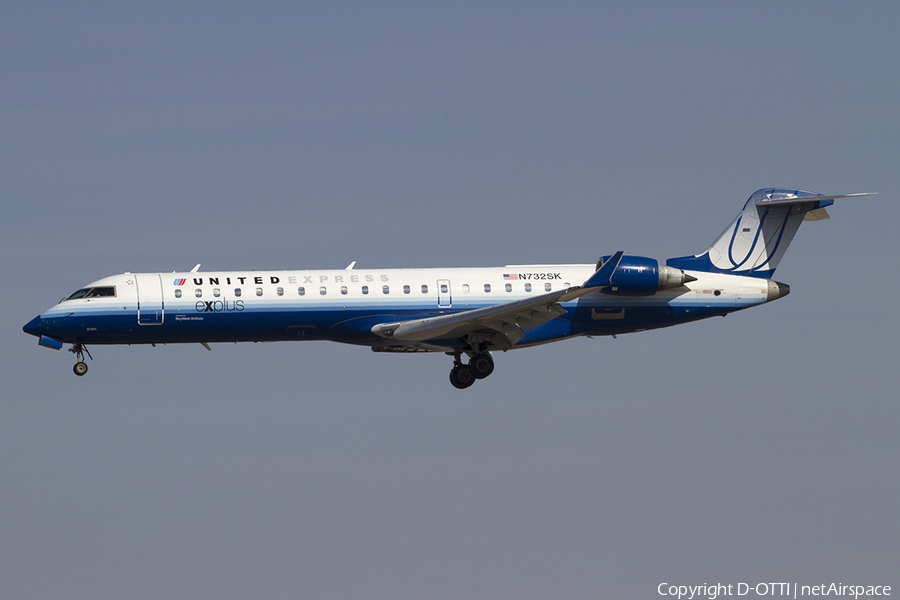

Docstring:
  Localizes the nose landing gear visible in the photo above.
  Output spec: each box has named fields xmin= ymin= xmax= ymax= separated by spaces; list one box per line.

xmin=448 ymin=351 xmax=494 ymax=389
xmin=69 ymin=342 xmax=92 ymax=376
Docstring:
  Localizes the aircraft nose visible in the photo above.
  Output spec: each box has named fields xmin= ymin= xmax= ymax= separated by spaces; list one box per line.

xmin=23 ymin=315 xmax=43 ymax=337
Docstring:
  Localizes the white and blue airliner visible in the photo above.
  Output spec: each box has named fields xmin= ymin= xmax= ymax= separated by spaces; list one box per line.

xmin=24 ymin=189 xmax=871 ymax=388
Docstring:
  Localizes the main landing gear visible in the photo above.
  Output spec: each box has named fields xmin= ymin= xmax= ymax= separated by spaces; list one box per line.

xmin=69 ymin=342 xmax=92 ymax=376
xmin=448 ymin=351 xmax=494 ymax=389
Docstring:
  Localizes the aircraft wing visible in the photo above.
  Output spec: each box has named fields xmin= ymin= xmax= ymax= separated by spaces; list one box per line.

xmin=371 ymin=252 xmax=625 ymax=350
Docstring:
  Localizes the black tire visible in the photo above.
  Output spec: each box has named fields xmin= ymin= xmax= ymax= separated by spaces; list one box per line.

xmin=469 ymin=353 xmax=494 ymax=379
xmin=73 ymin=361 xmax=88 ymax=376
xmin=449 ymin=365 xmax=475 ymax=389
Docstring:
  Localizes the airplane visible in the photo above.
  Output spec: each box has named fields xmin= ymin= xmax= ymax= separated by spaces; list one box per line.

xmin=23 ymin=188 xmax=873 ymax=389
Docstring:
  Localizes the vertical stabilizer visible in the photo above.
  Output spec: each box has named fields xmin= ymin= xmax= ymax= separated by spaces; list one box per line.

xmin=666 ymin=188 xmax=837 ymax=279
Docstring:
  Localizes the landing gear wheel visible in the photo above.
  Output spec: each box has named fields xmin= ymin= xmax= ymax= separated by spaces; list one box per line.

xmin=450 ymin=365 xmax=475 ymax=389
xmin=69 ymin=342 xmax=92 ymax=376
xmin=469 ymin=353 xmax=494 ymax=379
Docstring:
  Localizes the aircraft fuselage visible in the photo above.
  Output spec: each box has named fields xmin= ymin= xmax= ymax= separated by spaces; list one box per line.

xmin=23 ymin=265 xmax=784 ymax=351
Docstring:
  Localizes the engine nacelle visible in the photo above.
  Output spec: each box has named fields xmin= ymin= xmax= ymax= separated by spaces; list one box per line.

xmin=601 ymin=255 xmax=694 ymax=295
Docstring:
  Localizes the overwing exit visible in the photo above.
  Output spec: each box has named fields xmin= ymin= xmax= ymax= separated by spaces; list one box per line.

xmin=23 ymin=189 xmax=873 ymax=388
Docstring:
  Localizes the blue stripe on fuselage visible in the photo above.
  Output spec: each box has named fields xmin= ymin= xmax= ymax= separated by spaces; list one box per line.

xmin=27 ymin=288 xmax=755 ymax=349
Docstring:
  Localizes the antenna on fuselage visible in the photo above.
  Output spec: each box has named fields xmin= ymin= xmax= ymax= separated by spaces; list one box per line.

xmin=190 ymin=264 xmax=201 ymax=272
xmin=345 ymin=261 xmax=357 ymax=270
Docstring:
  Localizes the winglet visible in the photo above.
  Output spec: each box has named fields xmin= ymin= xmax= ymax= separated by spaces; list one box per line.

xmin=583 ymin=251 xmax=624 ymax=288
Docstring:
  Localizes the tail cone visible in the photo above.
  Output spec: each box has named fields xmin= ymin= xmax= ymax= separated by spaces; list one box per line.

xmin=766 ymin=280 xmax=790 ymax=302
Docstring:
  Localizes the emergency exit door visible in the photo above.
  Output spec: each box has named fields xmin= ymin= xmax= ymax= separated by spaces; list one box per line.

xmin=437 ymin=279 xmax=452 ymax=308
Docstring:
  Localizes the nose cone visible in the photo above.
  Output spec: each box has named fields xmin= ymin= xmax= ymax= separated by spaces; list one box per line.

xmin=23 ymin=315 xmax=44 ymax=337
xmin=766 ymin=280 xmax=791 ymax=302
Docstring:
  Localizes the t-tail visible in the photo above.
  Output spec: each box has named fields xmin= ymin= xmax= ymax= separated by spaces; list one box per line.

xmin=666 ymin=188 xmax=875 ymax=279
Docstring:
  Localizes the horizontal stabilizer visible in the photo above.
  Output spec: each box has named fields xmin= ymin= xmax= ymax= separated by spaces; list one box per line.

xmin=756 ymin=192 xmax=875 ymax=206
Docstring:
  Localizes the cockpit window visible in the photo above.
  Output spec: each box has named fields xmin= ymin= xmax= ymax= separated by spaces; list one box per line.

xmin=67 ymin=288 xmax=91 ymax=300
xmin=66 ymin=286 xmax=116 ymax=300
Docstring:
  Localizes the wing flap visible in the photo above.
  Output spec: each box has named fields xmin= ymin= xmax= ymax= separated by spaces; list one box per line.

xmin=371 ymin=291 xmax=569 ymax=342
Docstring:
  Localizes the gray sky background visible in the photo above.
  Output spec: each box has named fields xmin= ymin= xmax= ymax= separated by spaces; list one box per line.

xmin=3 ymin=3 xmax=898 ymax=598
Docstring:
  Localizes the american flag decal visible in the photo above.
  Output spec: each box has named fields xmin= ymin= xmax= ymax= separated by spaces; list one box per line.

xmin=503 ymin=273 xmax=518 ymax=280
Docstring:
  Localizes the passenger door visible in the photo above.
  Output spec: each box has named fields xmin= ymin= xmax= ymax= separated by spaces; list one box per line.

xmin=136 ymin=273 xmax=164 ymax=325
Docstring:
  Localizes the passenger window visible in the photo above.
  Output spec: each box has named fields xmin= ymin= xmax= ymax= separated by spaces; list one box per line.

xmin=383 ymin=285 xmax=390 ymax=294
xmin=213 ymin=288 xmax=221 ymax=297
xmin=174 ymin=289 xmax=182 ymax=298
xmin=362 ymin=285 xmax=369 ymax=295
xmin=544 ymin=283 xmax=551 ymax=292
xmin=440 ymin=284 xmax=448 ymax=293
xmin=484 ymin=284 xmax=491 ymax=293
xmin=341 ymin=286 xmax=348 ymax=295
xmin=235 ymin=288 xmax=242 ymax=297
xmin=504 ymin=283 xmax=511 ymax=292
xmin=462 ymin=284 xmax=470 ymax=293
xmin=277 ymin=287 xmax=284 ymax=296
xmin=319 ymin=287 xmax=327 ymax=295
xmin=298 ymin=287 xmax=305 ymax=296
xmin=195 ymin=289 xmax=202 ymax=298
xmin=421 ymin=284 xmax=428 ymax=294
xmin=256 ymin=288 xmax=263 ymax=296
xmin=525 ymin=283 xmax=532 ymax=292
xmin=403 ymin=285 xmax=410 ymax=294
